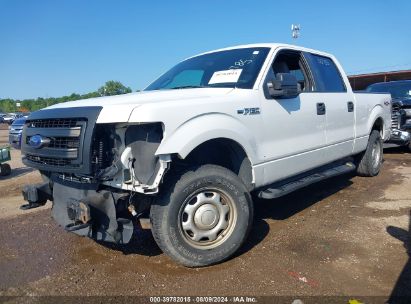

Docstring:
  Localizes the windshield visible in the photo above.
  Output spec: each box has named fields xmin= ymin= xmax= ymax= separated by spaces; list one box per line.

xmin=145 ymin=47 xmax=270 ymax=91
xmin=366 ymin=81 xmax=411 ymax=99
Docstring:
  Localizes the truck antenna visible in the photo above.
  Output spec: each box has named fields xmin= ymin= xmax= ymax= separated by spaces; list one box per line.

xmin=291 ymin=24 xmax=301 ymax=40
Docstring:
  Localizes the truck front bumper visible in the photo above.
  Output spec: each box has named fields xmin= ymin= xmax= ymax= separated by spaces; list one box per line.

xmin=387 ymin=129 xmax=411 ymax=146
xmin=22 ymin=180 xmax=134 ymax=244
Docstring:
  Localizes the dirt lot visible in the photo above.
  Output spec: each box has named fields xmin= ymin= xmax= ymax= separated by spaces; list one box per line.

xmin=0 ymin=125 xmax=410 ymax=302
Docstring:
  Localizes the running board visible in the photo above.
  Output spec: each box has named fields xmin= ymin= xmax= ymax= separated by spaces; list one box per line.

xmin=258 ymin=161 xmax=356 ymax=199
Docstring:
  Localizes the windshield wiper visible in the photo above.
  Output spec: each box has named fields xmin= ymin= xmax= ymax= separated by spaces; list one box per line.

xmin=169 ymin=85 xmax=205 ymax=90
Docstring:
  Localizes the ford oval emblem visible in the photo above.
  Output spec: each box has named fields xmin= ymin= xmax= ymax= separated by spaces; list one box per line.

xmin=28 ymin=135 xmax=50 ymax=149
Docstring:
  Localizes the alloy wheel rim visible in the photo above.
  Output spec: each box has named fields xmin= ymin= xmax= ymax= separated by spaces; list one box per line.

xmin=371 ymin=140 xmax=382 ymax=170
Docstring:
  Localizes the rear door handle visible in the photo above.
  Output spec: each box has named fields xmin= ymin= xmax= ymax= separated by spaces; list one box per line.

xmin=347 ymin=101 xmax=354 ymax=112
xmin=317 ymin=102 xmax=326 ymax=115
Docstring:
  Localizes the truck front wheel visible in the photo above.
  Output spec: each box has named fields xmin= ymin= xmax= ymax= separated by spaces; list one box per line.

xmin=356 ymin=130 xmax=383 ymax=176
xmin=150 ymin=164 xmax=253 ymax=267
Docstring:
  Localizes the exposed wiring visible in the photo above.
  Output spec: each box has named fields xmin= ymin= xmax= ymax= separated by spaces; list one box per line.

xmin=128 ymin=158 xmax=136 ymax=206
xmin=127 ymin=157 xmax=144 ymax=218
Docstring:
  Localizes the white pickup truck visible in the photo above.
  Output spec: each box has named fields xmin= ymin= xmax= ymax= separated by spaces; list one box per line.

xmin=21 ymin=43 xmax=391 ymax=267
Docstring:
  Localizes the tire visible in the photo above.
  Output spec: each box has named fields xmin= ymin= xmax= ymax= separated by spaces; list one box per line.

xmin=356 ymin=130 xmax=383 ymax=177
xmin=0 ymin=163 xmax=11 ymax=176
xmin=150 ymin=164 xmax=253 ymax=267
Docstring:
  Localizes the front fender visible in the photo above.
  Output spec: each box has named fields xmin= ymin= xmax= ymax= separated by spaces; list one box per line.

xmin=155 ymin=113 xmax=259 ymax=164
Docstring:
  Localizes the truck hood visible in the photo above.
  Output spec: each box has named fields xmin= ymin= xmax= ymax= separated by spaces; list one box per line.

xmin=44 ymin=88 xmax=234 ymax=123
xmin=392 ymin=97 xmax=411 ymax=108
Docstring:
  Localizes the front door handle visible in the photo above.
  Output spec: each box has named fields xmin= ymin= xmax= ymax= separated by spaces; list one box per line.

xmin=347 ymin=101 xmax=354 ymax=112
xmin=317 ymin=103 xmax=326 ymax=115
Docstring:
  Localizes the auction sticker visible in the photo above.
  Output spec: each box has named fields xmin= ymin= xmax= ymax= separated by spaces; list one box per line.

xmin=208 ymin=69 xmax=242 ymax=84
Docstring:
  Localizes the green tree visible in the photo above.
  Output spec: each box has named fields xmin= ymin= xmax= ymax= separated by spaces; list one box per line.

xmin=98 ymin=81 xmax=132 ymax=96
xmin=81 ymin=91 xmax=100 ymax=99
xmin=0 ymin=99 xmax=17 ymax=112
xmin=1 ymin=81 xmax=133 ymax=112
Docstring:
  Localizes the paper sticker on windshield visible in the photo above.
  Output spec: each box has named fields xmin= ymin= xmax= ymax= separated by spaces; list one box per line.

xmin=208 ymin=69 xmax=242 ymax=84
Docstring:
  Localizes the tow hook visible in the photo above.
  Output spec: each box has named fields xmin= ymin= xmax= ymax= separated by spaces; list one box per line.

xmin=20 ymin=182 xmax=52 ymax=210
xmin=65 ymin=200 xmax=91 ymax=232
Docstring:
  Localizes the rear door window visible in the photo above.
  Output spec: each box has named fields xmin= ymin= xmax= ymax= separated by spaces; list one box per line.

xmin=306 ymin=54 xmax=346 ymax=92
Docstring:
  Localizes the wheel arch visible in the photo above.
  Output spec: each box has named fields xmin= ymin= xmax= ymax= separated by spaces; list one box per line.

xmin=156 ymin=113 xmax=258 ymax=161
xmin=181 ymin=137 xmax=255 ymax=191
xmin=156 ymin=114 xmax=259 ymax=190
xmin=371 ymin=116 xmax=384 ymax=136
xmin=367 ymin=104 xmax=389 ymax=140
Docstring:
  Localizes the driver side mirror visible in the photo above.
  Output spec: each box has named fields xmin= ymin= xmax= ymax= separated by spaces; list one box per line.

xmin=267 ymin=73 xmax=300 ymax=99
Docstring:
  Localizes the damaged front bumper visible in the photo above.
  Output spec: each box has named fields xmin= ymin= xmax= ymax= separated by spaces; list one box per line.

xmin=22 ymin=179 xmax=135 ymax=244
xmin=388 ymin=129 xmax=411 ymax=146
xmin=19 ymin=107 xmax=168 ymax=244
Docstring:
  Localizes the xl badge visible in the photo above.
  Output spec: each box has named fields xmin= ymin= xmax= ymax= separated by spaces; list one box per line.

xmin=28 ymin=135 xmax=50 ymax=149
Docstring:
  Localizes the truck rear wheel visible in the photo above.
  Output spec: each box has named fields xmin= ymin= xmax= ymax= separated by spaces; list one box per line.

xmin=150 ymin=164 xmax=253 ymax=267
xmin=356 ymin=130 xmax=383 ymax=177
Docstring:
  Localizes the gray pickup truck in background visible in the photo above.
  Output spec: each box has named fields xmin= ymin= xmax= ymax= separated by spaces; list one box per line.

xmin=367 ymin=80 xmax=411 ymax=149
xmin=20 ymin=43 xmax=391 ymax=267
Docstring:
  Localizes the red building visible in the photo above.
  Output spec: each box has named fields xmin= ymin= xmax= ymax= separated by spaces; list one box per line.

xmin=348 ymin=69 xmax=411 ymax=91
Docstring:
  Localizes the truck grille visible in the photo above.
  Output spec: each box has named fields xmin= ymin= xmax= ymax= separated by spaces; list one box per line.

xmin=25 ymin=154 xmax=79 ymax=167
xmin=21 ymin=107 xmax=102 ymax=175
xmin=26 ymin=136 xmax=81 ymax=149
xmin=391 ymin=103 xmax=400 ymax=130
xmin=23 ymin=118 xmax=86 ymax=170
xmin=28 ymin=118 xmax=82 ymax=129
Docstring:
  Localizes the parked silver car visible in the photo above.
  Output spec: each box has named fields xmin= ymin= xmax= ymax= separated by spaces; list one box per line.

xmin=9 ymin=117 xmax=26 ymax=149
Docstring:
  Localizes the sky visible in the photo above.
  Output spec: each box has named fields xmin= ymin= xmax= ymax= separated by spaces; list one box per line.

xmin=0 ymin=0 xmax=410 ymax=100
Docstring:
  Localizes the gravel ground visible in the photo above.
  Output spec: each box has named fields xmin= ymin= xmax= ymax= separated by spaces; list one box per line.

xmin=0 ymin=126 xmax=410 ymax=303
